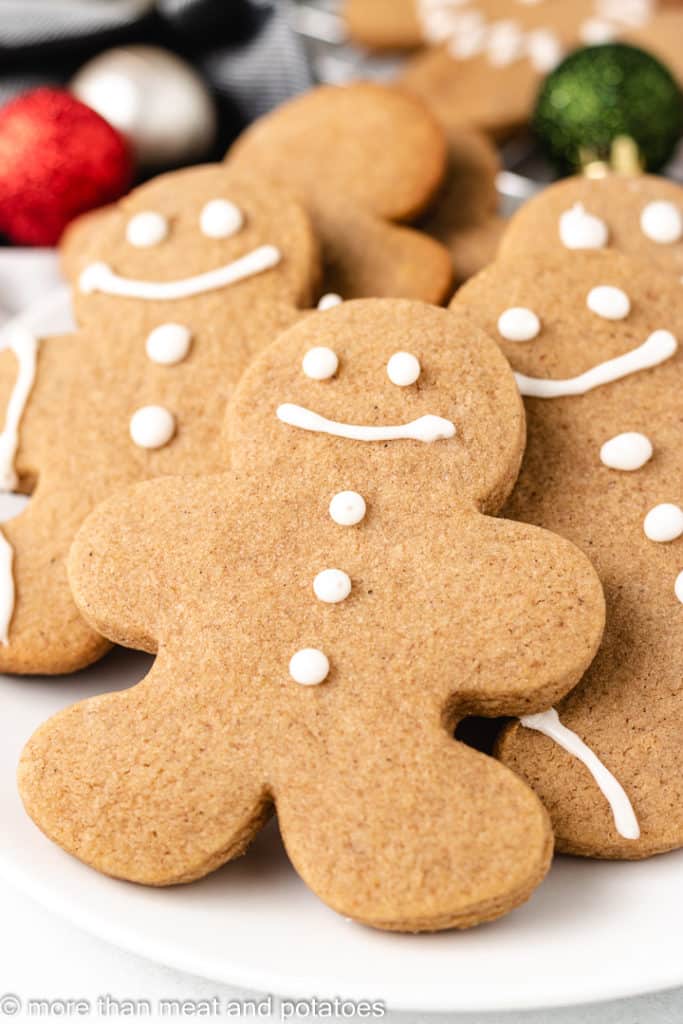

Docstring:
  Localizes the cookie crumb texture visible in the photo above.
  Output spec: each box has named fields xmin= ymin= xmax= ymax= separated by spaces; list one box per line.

xmin=454 ymin=249 xmax=683 ymax=858
xmin=21 ymin=300 xmax=604 ymax=931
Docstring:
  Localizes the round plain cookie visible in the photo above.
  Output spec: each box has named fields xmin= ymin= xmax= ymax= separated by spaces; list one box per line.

xmin=499 ymin=174 xmax=683 ymax=279
xmin=453 ymin=248 xmax=683 ymax=860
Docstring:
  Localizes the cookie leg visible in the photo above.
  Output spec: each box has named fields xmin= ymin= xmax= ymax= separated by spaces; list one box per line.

xmin=18 ymin=661 xmax=271 ymax=884
xmin=0 ymin=483 xmax=109 ymax=674
xmin=274 ymin=726 xmax=552 ymax=932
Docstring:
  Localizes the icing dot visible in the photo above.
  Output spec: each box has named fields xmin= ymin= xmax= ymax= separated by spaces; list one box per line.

xmin=643 ymin=503 xmax=683 ymax=543
xmin=600 ymin=432 xmax=653 ymax=471
xmin=302 ymin=346 xmax=338 ymax=381
xmin=317 ymin=293 xmax=343 ymax=311
xmin=676 ymin=571 xmax=683 ymax=604
xmin=387 ymin=351 xmax=421 ymax=386
xmin=640 ymin=201 xmax=683 ymax=245
xmin=126 ymin=211 xmax=168 ymax=248
xmin=313 ymin=569 xmax=351 ymax=604
xmin=329 ymin=491 xmax=366 ymax=526
xmin=497 ymin=307 xmax=541 ymax=342
xmin=200 ymin=199 xmax=244 ymax=239
xmin=129 ymin=405 xmax=176 ymax=449
xmin=289 ymin=648 xmax=329 ymax=686
xmin=559 ymin=203 xmax=609 ymax=250
xmin=587 ymin=285 xmax=631 ymax=321
xmin=526 ymin=28 xmax=563 ymax=73
xmin=580 ymin=18 xmax=617 ymax=44
xmin=145 ymin=323 xmax=192 ymax=365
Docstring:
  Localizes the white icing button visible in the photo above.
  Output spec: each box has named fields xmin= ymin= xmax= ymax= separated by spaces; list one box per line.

xmin=200 ymin=199 xmax=244 ymax=239
xmin=126 ymin=211 xmax=168 ymax=248
xmin=676 ymin=570 xmax=683 ymax=604
xmin=387 ymin=351 xmax=421 ymax=386
xmin=313 ymin=569 xmax=351 ymax=604
xmin=497 ymin=307 xmax=541 ymax=342
xmin=302 ymin=346 xmax=338 ymax=381
xmin=329 ymin=491 xmax=366 ymax=526
xmin=580 ymin=17 xmax=617 ymax=44
xmin=587 ymin=285 xmax=631 ymax=321
xmin=526 ymin=28 xmax=563 ymax=73
xmin=129 ymin=405 xmax=176 ymax=449
xmin=145 ymin=323 xmax=192 ymax=365
xmin=289 ymin=648 xmax=330 ymax=686
xmin=559 ymin=203 xmax=609 ymax=250
xmin=600 ymin=432 xmax=653 ymax=471
xmin=640 ymin=201 xmax=683 ymax=245
xmin=317 ymin=293 xmax=343 ymax=311
xmin=643 ymin=503 xmax=683 ymax=543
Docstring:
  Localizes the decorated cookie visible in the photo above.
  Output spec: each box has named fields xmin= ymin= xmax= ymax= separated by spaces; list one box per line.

xmin=499 ymin=174 xmax=683 ymax=278
xmin=397 ymin=0 xmax=665 ymax=136
xmin=0 ymin=164 xmax=318 ymax=674
xmin=226 ymin=83 xmax=453 ymax=304
xmin=21 ymin=299 xmax=604 ymax=930
xmin=420 ymin=125 xmax=505 ymax=282
xmin=453 ymin=249 xmax=683 ymax=858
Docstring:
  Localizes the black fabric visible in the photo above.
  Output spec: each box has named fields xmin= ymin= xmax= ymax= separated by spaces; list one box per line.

xmin=0 ymin=0 xmax=312 ymax=141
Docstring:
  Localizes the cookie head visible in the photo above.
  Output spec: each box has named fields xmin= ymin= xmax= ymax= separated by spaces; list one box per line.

xmin=71 ymin=164 xmax=318 ymax=333
xmin=228 ymin=298 xmax=526 ymax=513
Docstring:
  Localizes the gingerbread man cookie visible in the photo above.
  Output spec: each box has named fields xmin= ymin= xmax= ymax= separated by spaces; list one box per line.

xmin=226 ymin=83 xmax=453 ymax=304
xmin=398 ymin=0 xmax=663 ymax=136
xmin=0 ymin=164 xmax=318 ymax=674
xmin=453 ymin=249 xmax=683 ymax=858
xmin=499 ymin=173 xmax=683 ymax=279
xmin=21 ymin=299 xmax=604 ymax=930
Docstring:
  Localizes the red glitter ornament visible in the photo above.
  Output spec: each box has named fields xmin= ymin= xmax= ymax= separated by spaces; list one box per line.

xmin=0 ymin=88 xmax=134 ymax=246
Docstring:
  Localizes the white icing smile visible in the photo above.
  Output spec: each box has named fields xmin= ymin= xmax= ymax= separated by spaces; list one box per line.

xmin=277 ymin=404 xmax=456 ymax=443
xmin=79 ymin=245 xmax=281 ymax=301
xmin=516 ymin=330 xmax=677 ymax=398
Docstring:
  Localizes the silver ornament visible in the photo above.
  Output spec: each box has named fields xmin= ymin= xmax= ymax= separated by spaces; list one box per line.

xmin=71 ymin=45 xmax=218 ymax=170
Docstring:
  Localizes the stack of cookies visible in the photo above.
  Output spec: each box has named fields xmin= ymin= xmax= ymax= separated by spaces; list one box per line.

xmin=0 ymin=76 xmax=681 ymax=933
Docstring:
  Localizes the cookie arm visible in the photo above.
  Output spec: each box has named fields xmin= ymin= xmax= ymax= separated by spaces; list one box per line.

xmin=312 ymin=204 xmax=453 ymax=304
xmin=435 ymin=515 xmax=606 ymax=718
xmin=68 ymin=474 xmax=231 ymax=653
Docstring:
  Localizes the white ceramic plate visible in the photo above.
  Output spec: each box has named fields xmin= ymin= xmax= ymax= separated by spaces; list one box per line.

xmin=1 ymin=644 xmax=682 ymax=1014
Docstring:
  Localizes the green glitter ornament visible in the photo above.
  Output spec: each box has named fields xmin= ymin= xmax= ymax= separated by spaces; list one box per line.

xmin=534 ymin=43 xmax=683 ymax=173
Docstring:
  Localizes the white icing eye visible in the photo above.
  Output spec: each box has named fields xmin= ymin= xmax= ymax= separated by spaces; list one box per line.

xmin=640 ymin=201 xmax=683 ymax=245
xmin=302 ymin=346 xmax=338 ymax=381
xmin=129 ymin=405 xmax=176 ymax=449
xmin=587 ymin=285 xmax=631 ymax=321
xmin=387 ymin=351 xmax=421 ymax=386
xmin=497 ymin=307 xmax=541 ymax=342
xmin=329 ymin=491 xmax=366 ymax=526
xmin=643 ymin=503 xmax=683 ymax=543
xmin=126 ymin=211 xmax=168 ymax=248
xmin=600 ymin=432 xmax=653 ymax=471
xmin=313 ymin=569 xmax=351 ymax=604
xmin=200 ymin=199 xmax=244 ymax=239
xmin=145 ymin=323 xmax=192 ymax=365
xmin=317 ymin=293 xmax=343 ymax=311
xmin=289 ymin=648 xmax=329 ymax=686
xmin=559 ymin=203 xmax=608 ymax=250
xmin=676 ymin=570 xmax=683 ymax=604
